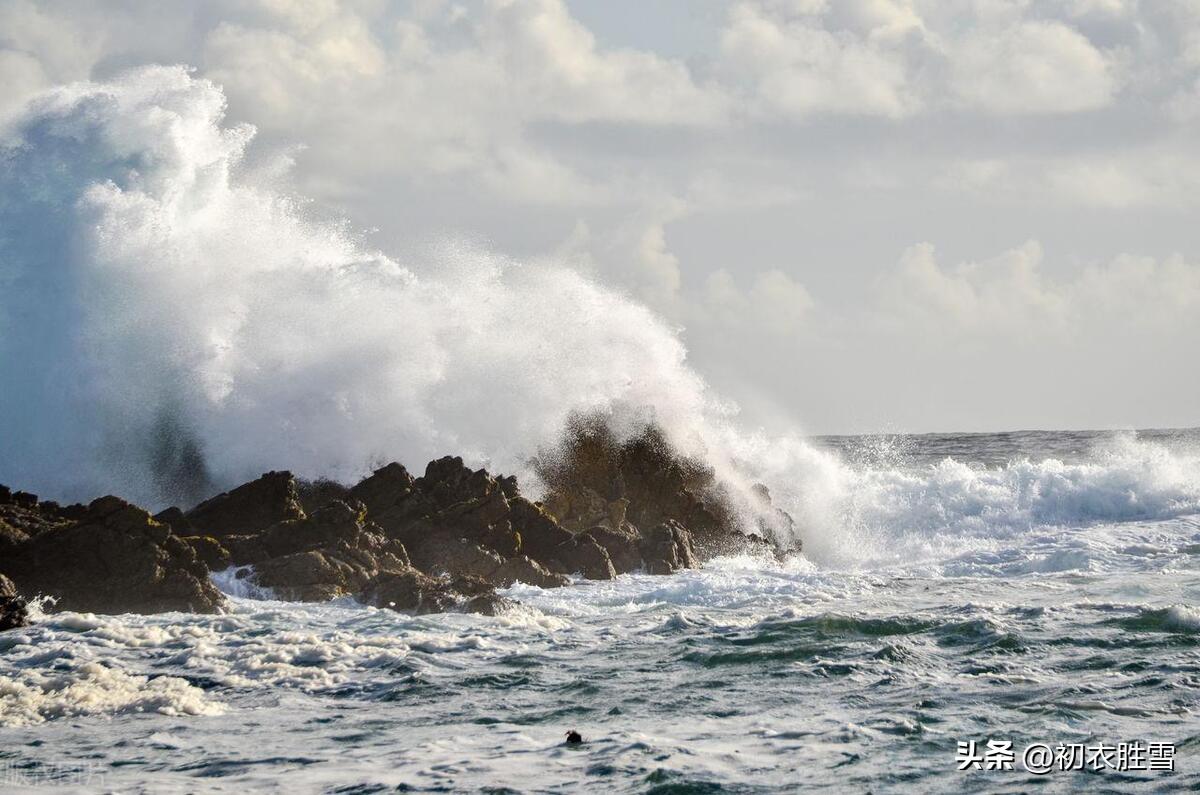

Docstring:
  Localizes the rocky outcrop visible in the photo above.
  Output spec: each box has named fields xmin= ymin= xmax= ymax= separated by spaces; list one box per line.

xmin=357 ymin=569 xmax=516 ymax=616
xmin=239 ymin=500 xmax=414 ymax=601
xmin=0 ymin=496 xmax=224 ymax=614
xmin=184 ymin=471 xmax=305 ymax=537
xmin=0 ymin=574 xmax=30 ymax=631
xmin=0 ymin=420 xmax=798 ymax=618
xmin=537 ymin=417 xmax=799 ymax=560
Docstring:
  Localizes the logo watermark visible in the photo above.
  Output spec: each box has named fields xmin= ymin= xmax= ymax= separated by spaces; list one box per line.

xmin=0 ymin=761 xmax=107 ymax=787
xmin=956 ymin=739 xmax=1175 ymax=774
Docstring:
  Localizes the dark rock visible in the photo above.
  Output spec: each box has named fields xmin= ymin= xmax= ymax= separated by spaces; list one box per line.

xmin=639 ymin=521 xmax=698 ymax=575
xmin=462 ymin=592 xmax=516 ymax=615
xmin=185 ymin=471 xmax=304 ymax=537
xmin=0 ymin=574 xmax=30 ymax=631
xmin=221 ymin=534 xmax=270 ymax=565
xmin=239 ymin=498 xmax=412 ymax=601
xmin=0 ymin=497 xmax=224 ymax=614
xmin=182 ymin=536 xmax=231 ymax=570
xmin=59 ymin=503 xmax=88 ymax=521
xmin=154 ymin=506 xmax=195 ymax=535
xmin=507 ymin=497 xmax=572 ymax=565
xmin=348 ymin=462 xmax=415 ymax=516
xmin=296 ymin=478 xmax=351 ymax=515
xmin=358 ymin=568 xmax=459 ymax=614
xmin=491 ymin=555 xmax=570 ymax=589
xmin=0 ymin=485 xmax=10 ymax=504
xmin=12 ymin=491 xmax=37 ymax=508
xmin=582 ymin=524 xmax=643 ymax=574
xmin=411 ymin=537 xmax=504 ymax=579
xmin=0 ymin=518 xmax=30 ymax=553
xmin=554 ymin=535 xmax=616 ymax=580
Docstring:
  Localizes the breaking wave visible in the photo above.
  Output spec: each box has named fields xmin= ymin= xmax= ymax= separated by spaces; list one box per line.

xmin=0 ymin=65 xmax=742 ymax=509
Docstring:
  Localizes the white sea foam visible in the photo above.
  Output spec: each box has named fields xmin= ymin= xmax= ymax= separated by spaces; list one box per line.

xmin=0 ymin=662 xmax=225 ymax=727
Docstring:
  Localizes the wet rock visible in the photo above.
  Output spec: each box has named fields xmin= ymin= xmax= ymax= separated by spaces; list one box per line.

xmin=0 ymin=496 xmax=224 ymax=614
xmin=639 ymin=521 xmax=698 ymax=575
xmin=349 ymin=462 xmax=416 ymax=516
xmin=236 ymin=499 xmax=412 ymax=601
xmin=554 ymin=535 xmax=616 ymax=580
xmin=296 ymin=478 xmax=352 ymax=516
xmin=185 ymin=471 xmax=305 ymax=537
xmin=181 ymin=536 xmax=231 ymax=570
xmin=0 ymin=497 xmax=71 ymax=539
xmin=358 ymin=567 xmax=459 ymax=614
xmin=0 ymin=573 xmax=30 ymax=631
xmin=462 ymin=592 xmax=516 ymax=615
xmin=507 ymin=496 xmax=572 ymax=565
xmin=582 ymin=524 xmax=643 ymax=574
xmin=491 ymin=555 xmax=570 ymax=589
xmin=411 ymin=537 xmax=505 ymax=579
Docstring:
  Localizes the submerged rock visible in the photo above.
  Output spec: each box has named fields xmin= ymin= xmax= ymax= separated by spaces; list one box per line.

xmin=0 ymin=573 xmax=30 ymax=631
xmin=0 ymin=497 xmax=224 ymax=615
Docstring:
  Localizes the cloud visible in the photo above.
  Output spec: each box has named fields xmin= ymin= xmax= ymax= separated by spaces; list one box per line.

xmin=947 ymin=19 xmax=1116 ymax=114
xmin=872 ymin=240 xmax=1200 ymax=342
xmin=720 ymin=0 xmax=921 ymax=119
xmin=703 ymin=267 xmax=814 ymax=335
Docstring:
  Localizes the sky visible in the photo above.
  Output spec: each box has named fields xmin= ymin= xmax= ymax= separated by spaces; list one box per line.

xmin=1 ymin=0 xmax=1197 ymax=435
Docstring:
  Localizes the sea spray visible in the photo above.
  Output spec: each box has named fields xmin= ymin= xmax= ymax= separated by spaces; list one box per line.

xmin=0 ymin=66 xmax=752 ymax=510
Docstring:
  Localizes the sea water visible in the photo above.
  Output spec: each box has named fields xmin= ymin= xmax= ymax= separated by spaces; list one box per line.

xmin=3 ymin=429 xmax=1199 ymax=793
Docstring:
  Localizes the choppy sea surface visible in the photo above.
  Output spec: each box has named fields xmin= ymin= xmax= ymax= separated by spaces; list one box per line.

xmin=3 ymin=428 xmax=1200 ymax=793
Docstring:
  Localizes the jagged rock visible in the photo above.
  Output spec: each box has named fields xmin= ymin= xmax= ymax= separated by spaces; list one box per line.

xmin=491 ymin=555 xmax=570 ymax=589
xmin=358 ymin=568 xmax=459 ymax=614
xmin=582 ymin=524 xmax=643 ymax=574
xmin=349 ymin=462 xmax=415 ymax=516
xmin=462 ymin=592 xmax=516 ymax=615
xmin=411 ymin=537 xmax=505 ymax=579
xmin=0 ymin=518 xmax=30 ymax=553
xmin=0 ymin=497 xmax=71 ymax=539
xmin=410 ymin=538 xmax=570 ymax=589
xmin=0 ymin=574 xmax=30 ymax=631
xmin=554 ymin=535 xmax=616 ymax=580
xmin=153 ymin=506 xmax=195 ymax=535
xmin=185 ymin=471 xmax=305 ymax=537
xmin=507 ymin=496 xmax=572 ymax=564
xmin=228 ymin=499 xmax=413 ymax=601
xmin=538 ymin=417 xmax=799 ymax=559
xmin=296 ymin=478 xmax=351 ymax=515
xmin=0 ymin=496 xmax=224 ymax=614
xmin=182 ymin=536 xmax=231 ymax=570
xmin=639 ymin=521 xmax=698 ymax=574
xmin=12 ymin=491 xmax=37 ymax=508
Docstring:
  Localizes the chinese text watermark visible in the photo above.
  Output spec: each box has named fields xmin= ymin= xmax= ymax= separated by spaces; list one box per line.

xmin=956 ymin=739 xmax=1175 ymax=775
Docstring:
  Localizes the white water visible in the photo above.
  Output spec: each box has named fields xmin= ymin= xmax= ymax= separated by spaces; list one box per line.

xmin=0 ymin=65 xmax=743 ymax=511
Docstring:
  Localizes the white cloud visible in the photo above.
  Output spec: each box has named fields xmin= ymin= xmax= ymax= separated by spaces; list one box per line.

xmin=720 ymin=1 xmax=921 ymax=119
xmin=872 ymin=240 xmax=1200 ymax=340
xmin=948 ymin=19 xmax=1116 ymax=114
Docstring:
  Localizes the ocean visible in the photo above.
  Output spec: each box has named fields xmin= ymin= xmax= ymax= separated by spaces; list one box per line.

xmin=3 ymin=428 xmax=1199 ymax=793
